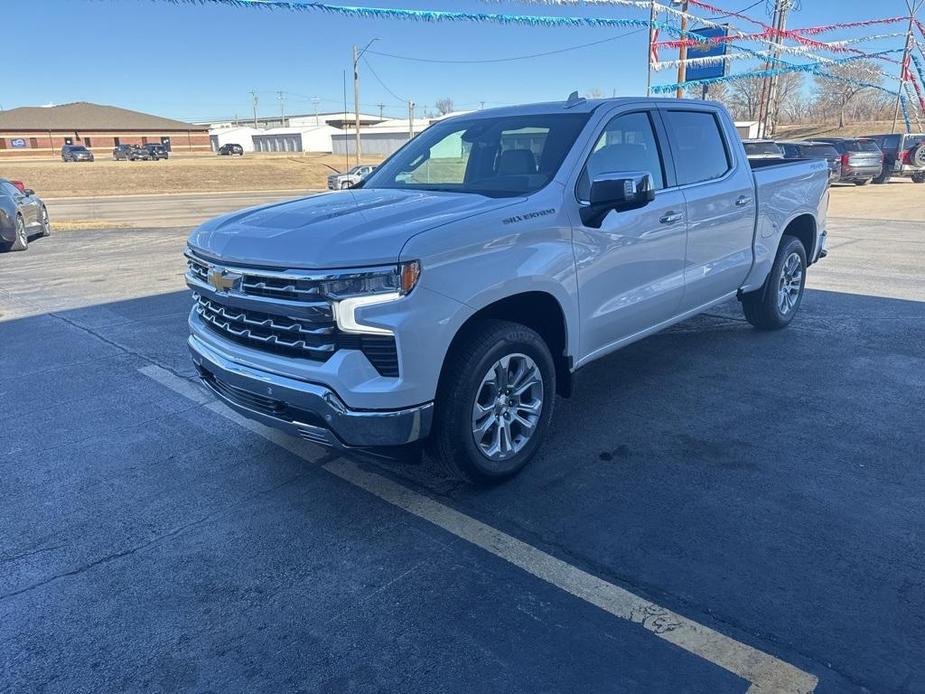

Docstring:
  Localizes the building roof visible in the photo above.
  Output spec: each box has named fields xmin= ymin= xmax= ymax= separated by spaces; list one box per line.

xmin=0 ymin=102 xmax=204 ymax=131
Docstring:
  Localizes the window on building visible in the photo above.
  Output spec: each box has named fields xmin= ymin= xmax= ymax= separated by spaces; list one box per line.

xmin=29 ymin=138 xmax=38 ymax=148
xmin=114 ymin=137 xmax=121 ymax=146
xmin=84 ymin=137 xmax=92 ymax=147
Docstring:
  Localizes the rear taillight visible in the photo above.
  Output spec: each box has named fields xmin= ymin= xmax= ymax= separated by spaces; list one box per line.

xmin=10 ymin=180 xmax=25 ymax=193
xmin=901 ymin=149 xmax=910 ymax=164
xmin=841 ymin=153 xmax=850 ymax=168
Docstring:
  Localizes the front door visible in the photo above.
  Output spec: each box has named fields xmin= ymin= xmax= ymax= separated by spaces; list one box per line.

xmin=571 ymin=109 xmax=688 ymax=364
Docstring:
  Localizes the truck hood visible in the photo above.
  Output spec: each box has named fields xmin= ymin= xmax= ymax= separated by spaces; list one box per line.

xmin=188 ymin=188 xmax=520 ymax=268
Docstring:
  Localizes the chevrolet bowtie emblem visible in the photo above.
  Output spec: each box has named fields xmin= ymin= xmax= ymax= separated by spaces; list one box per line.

xmin=207 ymin=268 xmax=242 ymax=293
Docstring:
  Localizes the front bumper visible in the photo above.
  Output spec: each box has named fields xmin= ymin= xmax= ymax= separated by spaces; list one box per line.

xmin=189 ymin=333 xmax=433 ymax=448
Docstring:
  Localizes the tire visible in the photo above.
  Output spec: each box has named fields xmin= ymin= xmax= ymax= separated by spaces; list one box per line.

xmin=740 ymin=235 xmax=807 ymax=331
xmin=10 ymin=214 xmax=28 ymax=251
xmin=340 ymin=181 xmax=351 ymax=190
xmin=910 ymin=145 xmax=925 ymax=168
xmin=427 ymin=319 xmax=556 ymax=485
xmin=873 ymin=174 xmax=890 ymax=184
xmin=912 ymin=173 xmax=925 ymax=184
xmin=855 ymin=179 xmax=871 ymax=186
xmin=39 ymin=207 xmax=51 ymax=237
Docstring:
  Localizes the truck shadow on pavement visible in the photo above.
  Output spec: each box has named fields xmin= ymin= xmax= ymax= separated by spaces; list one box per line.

xmin=2 ymin=286 xmax=924 ymax=693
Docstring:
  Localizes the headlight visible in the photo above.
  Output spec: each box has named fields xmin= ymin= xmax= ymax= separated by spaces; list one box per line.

xmin=331 ymin=261 xmax=421 ymax=336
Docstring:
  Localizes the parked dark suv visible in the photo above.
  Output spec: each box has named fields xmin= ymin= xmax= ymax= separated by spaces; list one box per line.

xmin=61 ymin=145 xmax=94 ymax=162
xmin=218 ymin=143 xmax=244 ymax=156
xmin=777 ymin=141 xmax=842 ymax=182
xmin=112 ymin=144 xmax=139 ymax=160
xmin=862 ymin=133 xmax=925 ymax=183
xmin=813 ymin=138 xmax=883 ymax=185
xmin=136 ymin=143 xmax=169 ymax=161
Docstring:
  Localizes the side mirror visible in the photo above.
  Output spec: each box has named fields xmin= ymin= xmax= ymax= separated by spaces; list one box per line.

xmin=24 ymin=188 xmax=35 ymax=197
xmin=580 ymin=171 xmax=656 ymax=228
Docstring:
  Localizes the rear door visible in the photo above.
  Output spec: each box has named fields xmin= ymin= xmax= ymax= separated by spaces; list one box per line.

xmin=570 ymin=107 xmax=688 ymax=358
xmin=659 ymin=106 xmax=756 ymax=311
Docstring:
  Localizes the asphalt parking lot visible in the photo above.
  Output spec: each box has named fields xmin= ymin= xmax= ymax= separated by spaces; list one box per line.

xmin=2 ymin=207 xmax=924 ymax=692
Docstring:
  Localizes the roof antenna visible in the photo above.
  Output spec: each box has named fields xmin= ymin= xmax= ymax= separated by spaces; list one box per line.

xmin=564 ymin=91 xmax=586 ymax=109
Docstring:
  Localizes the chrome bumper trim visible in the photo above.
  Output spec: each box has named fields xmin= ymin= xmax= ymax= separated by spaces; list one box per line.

xmin=188 ymin=334 xmax=432 ymax=448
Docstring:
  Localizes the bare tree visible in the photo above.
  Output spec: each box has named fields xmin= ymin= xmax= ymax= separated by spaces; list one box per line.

xmin=814 ymin=61 xmax=882 ymax=128
xmin=435 ymin=97 xmax=455 ymax=116
xmin=723 ymin=71 xmax=766 ymax=121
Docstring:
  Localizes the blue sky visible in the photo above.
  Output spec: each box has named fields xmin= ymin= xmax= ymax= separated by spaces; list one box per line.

xmin=4 ymin=0 xmax=913 ymax=122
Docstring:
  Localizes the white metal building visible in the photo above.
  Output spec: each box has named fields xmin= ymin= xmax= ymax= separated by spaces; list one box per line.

xmin=209 ymin=126 xmax=261 ymax=153
xmin=251 ymin=125 xmax=340 ymax=153
xmin=332 ymin=120 xmax=431 ymax=157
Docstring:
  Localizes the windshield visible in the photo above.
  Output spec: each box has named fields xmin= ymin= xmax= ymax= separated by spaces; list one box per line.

xmin=363 ymin=112 xmax=591 ymax=197
xmin=744 ymin=141 xmax=782 ymax=156
xmin=850 ymin=140 xmax=880 ymax=152
xmin=805 ymin=145 xmax=838 ymax=158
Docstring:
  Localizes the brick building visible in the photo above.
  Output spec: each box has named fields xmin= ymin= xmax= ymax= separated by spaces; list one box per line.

xmin=0 ymin=102 xmax=210 ymax=158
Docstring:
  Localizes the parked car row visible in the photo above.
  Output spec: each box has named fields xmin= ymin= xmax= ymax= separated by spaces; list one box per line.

xmin=742 ymin=133 xmax=925 ymax=185
xmin=112 ymin=143 xmax=169 ymax=161
xmin=0 ymin=178 xmax=49 ymax=252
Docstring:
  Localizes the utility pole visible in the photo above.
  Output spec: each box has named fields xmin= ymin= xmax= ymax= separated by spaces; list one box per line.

xmin=408 ymin=100 xmax=415 ymax=140
xmin=480 ymin=101 xmax=486 ymax=109
xmin=646 ymin=0 xmax=657 ymax=97
xmin=250 ymin=90 xmax=258 ymax=129
xmin=675 ymin=0 xmax=690 ymax=99
xmin=762 ymin=0 xmax=792 ymax=138
xmin=277 ymin=91 xmax=286 ymax=127
xmin=312 ymin=96 xmax=320 ymax=127
xmin=377 ymin=103 xmax=386 ymax=119
xmin=892 ymin=0 xmax=923 ymax=133
xmin=352 ymin=39 xmax=379 ymax=166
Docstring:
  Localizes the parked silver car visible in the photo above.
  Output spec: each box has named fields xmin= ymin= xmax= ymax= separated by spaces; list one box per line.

xmin=0 ymin=179 xmax=50 ymax=251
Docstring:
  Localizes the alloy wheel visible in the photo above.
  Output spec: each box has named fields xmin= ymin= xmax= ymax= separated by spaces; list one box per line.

xmin=471 ymin=353 xmax=544 ymax=461
xmin=778 ymin=252 xmax=803 ymax=315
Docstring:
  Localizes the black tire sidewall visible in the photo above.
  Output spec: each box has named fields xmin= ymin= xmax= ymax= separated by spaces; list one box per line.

xmin=433 ymin=322 xmax=556 ymax=483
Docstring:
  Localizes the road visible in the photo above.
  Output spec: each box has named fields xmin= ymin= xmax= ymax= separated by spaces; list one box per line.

xmin=45 ymin=189 xmax=313 ymax=228
xmin=1 ymin=214 xmax=924 ymax=692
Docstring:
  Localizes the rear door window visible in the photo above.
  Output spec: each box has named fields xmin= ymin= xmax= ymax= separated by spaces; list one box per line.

xmin=662 ymin=110 xmax=731 ymax=185
xmin=852 ymin=140 xmax=881 ymax=152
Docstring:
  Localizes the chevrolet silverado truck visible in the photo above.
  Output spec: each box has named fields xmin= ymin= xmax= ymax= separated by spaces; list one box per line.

xmin=185 ymin=97 xmax=829 ymax=484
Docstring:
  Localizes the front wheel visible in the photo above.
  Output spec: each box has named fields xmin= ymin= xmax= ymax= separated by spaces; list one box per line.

xmin=740 ymin=235 xmax=807 ymax=331
xmin=912 ymin=173 xmax=925 ymax=184
xmin=855 ymin=179 xmax=871 ymax=186
xmin=427 ymin=319 xmax=556 ymax=484
xmin=40 ymin=207 xmax=51 ymax=237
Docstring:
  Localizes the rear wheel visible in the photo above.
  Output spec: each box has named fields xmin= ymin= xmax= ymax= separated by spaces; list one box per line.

xmin=10 ymin=214 xmax=28 ymax=251
xmin=912 ymin=173 xmax=925 ymax=184
xmin=855 ymin=179 xmax=871 ymax=186
xmin=427 ymin=319 xmax=556 ymax=485
xmin=740 ymin=235 xmax=807 ymax=331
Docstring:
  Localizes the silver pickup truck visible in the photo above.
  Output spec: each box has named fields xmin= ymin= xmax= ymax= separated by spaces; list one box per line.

xmin=186 ymin=97 xmax=828 ymax=484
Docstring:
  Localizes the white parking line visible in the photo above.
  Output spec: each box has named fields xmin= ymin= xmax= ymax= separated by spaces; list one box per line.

xmin=140 ymin=364 xmax=818 ymax=693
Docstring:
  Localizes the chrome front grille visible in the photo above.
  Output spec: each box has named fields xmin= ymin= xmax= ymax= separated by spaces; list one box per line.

xmin=186 ymin=249 xmax=399 ymax=375
xmin=194 ymin=296 xmax=336 ymax=360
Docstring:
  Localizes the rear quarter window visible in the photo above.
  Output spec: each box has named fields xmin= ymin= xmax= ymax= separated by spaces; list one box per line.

xmin=662 ymin=110 xmax=731 ymax=185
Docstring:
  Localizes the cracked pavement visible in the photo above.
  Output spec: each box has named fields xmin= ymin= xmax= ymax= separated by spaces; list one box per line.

xmin=1 ymin=217 xmax=924 ymax=693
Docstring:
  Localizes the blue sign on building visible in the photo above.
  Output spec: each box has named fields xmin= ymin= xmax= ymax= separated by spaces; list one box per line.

xmin=685 ymin=26 xmax=729 ymax=82
xmin=10 ymin=138 xmax=27 ymax=149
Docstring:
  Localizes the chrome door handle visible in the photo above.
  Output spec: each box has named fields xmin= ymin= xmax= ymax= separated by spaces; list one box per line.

xmin=735 ymin=196 xmax=752 ymax=207
xmin=659 ymin=211 xmax=682 ymax=225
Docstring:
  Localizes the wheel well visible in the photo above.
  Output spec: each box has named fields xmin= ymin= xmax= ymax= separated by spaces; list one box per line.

xmin=783 ymin=214 xmax=816 ymax=260
xmin=446 ymin=292 xmax=573 ymax=397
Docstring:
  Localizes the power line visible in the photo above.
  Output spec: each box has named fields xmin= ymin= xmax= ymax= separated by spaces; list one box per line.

xmin=361 ymin=55 xmax=409 ymax=103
